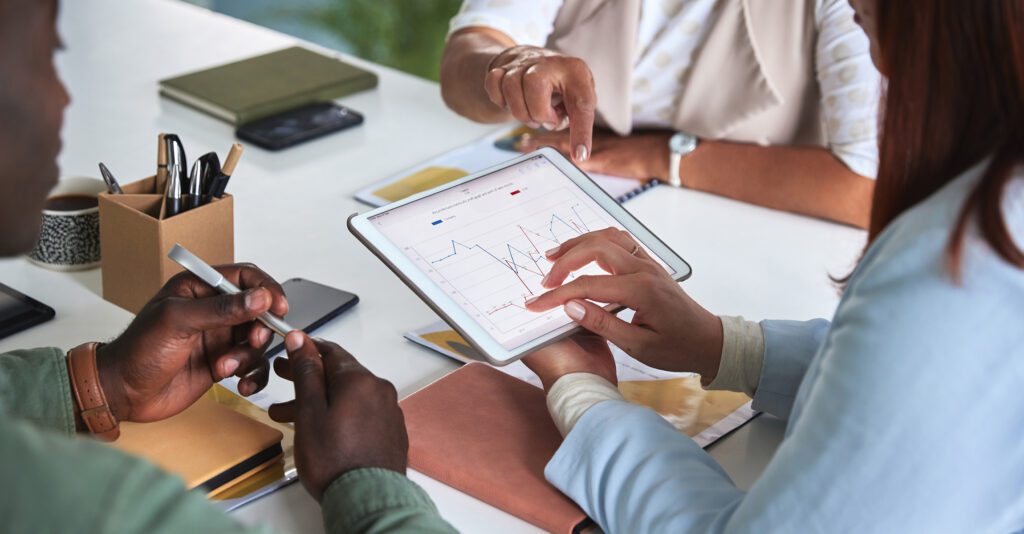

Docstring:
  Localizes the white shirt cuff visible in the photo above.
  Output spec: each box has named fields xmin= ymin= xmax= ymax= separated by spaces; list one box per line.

xmin=704 ymin=315 xmax=765 ymax=397
xmin=546 ymin=373 xmax=624 ymax=436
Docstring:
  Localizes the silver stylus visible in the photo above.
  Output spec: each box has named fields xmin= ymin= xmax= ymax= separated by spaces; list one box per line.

xmin=167 ymin=244 xmax=296 ymax=337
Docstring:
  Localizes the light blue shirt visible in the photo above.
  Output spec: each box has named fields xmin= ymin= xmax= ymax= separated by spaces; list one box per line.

xmin=545 ymin=160 xmax=1024 ymax=532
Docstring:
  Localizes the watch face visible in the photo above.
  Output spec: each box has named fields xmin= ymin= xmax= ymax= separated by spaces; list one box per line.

xmin=670 ymin=132 xmax=697 ymax=154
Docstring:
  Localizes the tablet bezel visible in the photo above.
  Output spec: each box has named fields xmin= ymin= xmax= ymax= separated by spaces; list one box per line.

xmin=0 ymin=282 xmax=55 ymax=340
xmin=348 ymin=147 xmax=691 ymax=365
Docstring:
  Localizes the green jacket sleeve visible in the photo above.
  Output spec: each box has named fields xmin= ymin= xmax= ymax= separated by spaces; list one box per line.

xmin=321 ymin=468 xmax=458 ymax=533
xmin=0 ymin=413 xmax=271 ymax=533
xmin=0 ymin=348 xmax=455 ymax=533
xmin=0 ymin=347 xmax=78 ymax=434
xmin=0 ymin=349 xmax=269 ymax=532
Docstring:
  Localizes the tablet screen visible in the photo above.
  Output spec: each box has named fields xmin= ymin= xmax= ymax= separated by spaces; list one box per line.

xmin=0 ymin=293 xmax=32 ymax=323
xmin=369 ymin=154 xmax=677 ymax=350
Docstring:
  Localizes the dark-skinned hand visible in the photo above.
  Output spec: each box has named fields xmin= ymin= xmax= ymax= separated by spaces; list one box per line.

xmin=268 ymin=332 xmax=408 ymax=501
xmin=518 ymin=128 xmax=673 ymax=181
xmin=94 ymin=264 xmax=289 ymax=426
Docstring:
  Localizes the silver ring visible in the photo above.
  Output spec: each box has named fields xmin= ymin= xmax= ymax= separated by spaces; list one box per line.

xmin=630 ymin=243 xmax=639 ymax=256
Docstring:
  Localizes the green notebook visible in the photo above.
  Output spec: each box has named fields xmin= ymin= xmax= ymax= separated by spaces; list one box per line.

xmin=159 ymin=46 xmax=378 ymax=125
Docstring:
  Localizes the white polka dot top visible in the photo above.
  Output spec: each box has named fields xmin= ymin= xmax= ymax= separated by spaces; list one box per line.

xmin=449 ymin=0 xmax=881 ymax=178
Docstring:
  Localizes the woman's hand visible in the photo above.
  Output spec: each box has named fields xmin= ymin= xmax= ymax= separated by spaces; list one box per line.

xmin=486 ymin=45 xmax=596 ymax=162
xmin=525 ymin=229 xmax=723 ymax=379
xmin=518 ymin=129 xmax=672 ymax=181
xmin=96 ymin=264 xmax=289 ymax=424
xmin=521 ymin=333 xmax=617 ymax=391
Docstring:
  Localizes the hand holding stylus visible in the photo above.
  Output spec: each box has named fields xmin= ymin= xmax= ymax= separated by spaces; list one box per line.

xmin=95 ymin=262 xmax=289 ymax=425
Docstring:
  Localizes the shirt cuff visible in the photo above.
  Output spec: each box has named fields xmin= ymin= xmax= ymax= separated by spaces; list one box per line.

xmin=704 ymin=316 xmax=765 ymax=397
xmin=449 ymin=13 xmax=529 ymax=46
xmin=546 ymin=373 xmax=624 ymax=436
xmin=0 ymin=348 xmax=77 ymax=435
xmin=321 ymin=467 xmax=441 ymax=533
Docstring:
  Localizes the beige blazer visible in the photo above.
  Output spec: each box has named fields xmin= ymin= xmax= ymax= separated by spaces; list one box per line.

xmin=548 ymin=0 xmax=826 ymax=147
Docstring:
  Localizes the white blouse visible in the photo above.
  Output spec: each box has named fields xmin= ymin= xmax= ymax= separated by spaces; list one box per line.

xmin=449 ymin=0 xmax=881 ymax=178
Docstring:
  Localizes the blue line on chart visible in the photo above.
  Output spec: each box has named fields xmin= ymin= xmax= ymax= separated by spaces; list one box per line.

xmin=566 ymin=206 xmax=591 ymax=233
xmin=429 ymin=208 xmax=591 ymax=294
xmin=432 ymin=241 xmax=544 ymax=277
xmin=431 ymin=209 xmax=590 ymax=271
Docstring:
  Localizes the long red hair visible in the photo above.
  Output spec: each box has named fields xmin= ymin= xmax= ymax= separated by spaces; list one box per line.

xmin=869 ymin=1 xmax=1024 ymax=278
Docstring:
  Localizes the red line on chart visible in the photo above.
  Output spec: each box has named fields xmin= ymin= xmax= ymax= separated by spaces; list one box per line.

xmin=429 ymin=206 xmax=592 ymax=296
xmin=503 ymin=259 xmax=535 ymax=295
xmin=519 ymin=225 xmax=541 ymax=255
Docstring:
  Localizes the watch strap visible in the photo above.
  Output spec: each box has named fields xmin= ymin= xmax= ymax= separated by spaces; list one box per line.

xmin=669 ymin=151 xmax=683 ymax=188
xmin=67 ymin=342 xmax=120 ymax=441
xmin=668 ymin=131 xmax=698 ymax=188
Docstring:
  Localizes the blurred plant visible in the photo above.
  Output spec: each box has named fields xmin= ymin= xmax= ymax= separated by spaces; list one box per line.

xmin=304 ymin=0 xmax=462 ymax=81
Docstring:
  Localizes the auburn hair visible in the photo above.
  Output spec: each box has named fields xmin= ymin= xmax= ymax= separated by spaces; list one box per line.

xmin=868 ymin=0 xmax=1024 ymax=280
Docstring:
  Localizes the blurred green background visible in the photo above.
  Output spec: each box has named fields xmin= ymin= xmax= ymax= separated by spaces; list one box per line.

xmin=182 ymin=0 xmax=462 ymax=81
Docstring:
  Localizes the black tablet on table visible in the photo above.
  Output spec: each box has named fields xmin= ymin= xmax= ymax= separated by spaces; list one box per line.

xmin=0 ymin=283 xmax=54 ymax=340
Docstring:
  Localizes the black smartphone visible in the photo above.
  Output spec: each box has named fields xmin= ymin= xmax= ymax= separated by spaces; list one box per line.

xmin=236 ymin=102 xmax=363 ymax=151
xmin=266 ymin=278 xmax=359 ymax=357
xmin=0 ymin=283 xmax=55 ymax=340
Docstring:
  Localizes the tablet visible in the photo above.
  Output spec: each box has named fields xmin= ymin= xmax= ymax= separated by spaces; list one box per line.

xmin=348 ymin=147 xmax=691 ymax=365
xmin=0 ymin=283 xmax=55 ymax=340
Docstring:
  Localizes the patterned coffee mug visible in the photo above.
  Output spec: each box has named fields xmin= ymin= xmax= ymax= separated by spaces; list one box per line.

xmin=28 ymin=177 xmax=107 ymax=271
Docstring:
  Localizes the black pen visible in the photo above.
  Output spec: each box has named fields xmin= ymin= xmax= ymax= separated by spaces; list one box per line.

xmin=186 ymin=160 xmax=203 ymax=211
xmin=98 ymin=162 xmax=124 ymax=194
xmin=165 ymin=142 xmax=184 ymax=217
xmin=196 ymin=152 xmax=221 ymax=205
xmin=165 ymin=173 xmax=182 ymax=217
xmin=209 ymin=143 xmax=243 ymax=198
xmin=164 ymin=134 xmax=187 ymax=194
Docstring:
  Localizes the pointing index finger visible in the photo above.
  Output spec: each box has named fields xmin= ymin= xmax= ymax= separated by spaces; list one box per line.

xmin=557 ymin=60 xmax=596 ymax=162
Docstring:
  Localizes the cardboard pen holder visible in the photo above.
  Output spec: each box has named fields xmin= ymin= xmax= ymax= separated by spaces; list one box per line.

xmin=99 ymin=175 xmax=234 ymax=313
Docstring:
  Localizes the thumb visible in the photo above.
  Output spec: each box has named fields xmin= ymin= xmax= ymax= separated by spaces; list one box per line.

xmin=285 ymin=330 xmax=326 ymax=429
xmin=563 ymin=299 xmax=643 ymax=350
xmin=175 ymin=287 xmax=271 ymax=333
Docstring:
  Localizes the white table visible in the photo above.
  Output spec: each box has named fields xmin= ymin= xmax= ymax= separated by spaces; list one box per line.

xmin=0 ymin=0 xmax=865 ymax=531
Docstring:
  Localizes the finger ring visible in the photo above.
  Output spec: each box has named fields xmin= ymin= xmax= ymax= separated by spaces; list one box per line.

xmin=630 ymin=243 xmax=639 ymax=256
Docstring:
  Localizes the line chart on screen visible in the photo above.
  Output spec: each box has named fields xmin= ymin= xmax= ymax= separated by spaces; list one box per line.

xmin=411 ymin=188 xmax=613 ymax=335
xmin=368 ymin=154 xmax=676 ymax=350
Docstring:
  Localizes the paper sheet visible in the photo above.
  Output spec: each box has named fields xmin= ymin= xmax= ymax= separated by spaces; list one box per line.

xmin=404 ymin=316 xmax=755 ymax=447
xmin=355 ymin=126 xmax=656 ymax=207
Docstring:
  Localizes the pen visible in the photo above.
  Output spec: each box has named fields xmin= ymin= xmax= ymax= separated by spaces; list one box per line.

xmin=186 ymin=160 xmax=203 ymax=211
xmin=164 ymin=134 xmax=187 ymax=192
xmin=209 ymin=143 xmax=243 ymax=198
xmin=156 ymin=133 xmax=168 ymax=194
xmin=168 ymin=244 xmax=297 ymax=337
xmin=196 ymin=152 xmax=221 ymax=204
xmin=98 ymin=162 xmax=124 ymax=194
xmin=164 ymin=134 xmax=188 ymax=218
xmin=165 ymin=164 xmax=182 ymax=217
